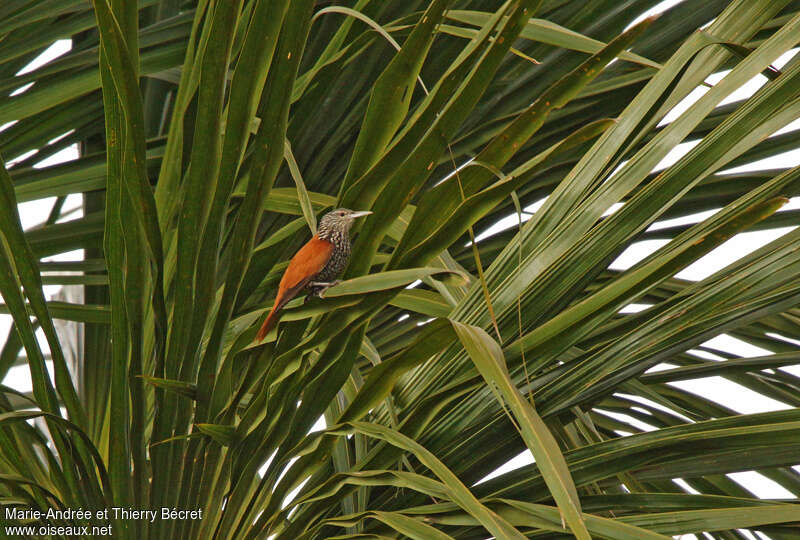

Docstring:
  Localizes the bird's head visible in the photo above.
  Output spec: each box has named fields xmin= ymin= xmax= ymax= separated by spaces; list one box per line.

xmin=318 ymin=208 xmax=372 ymax=238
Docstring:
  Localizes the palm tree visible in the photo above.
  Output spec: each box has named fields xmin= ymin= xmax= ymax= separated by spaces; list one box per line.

xmin=1 ymin=0 xmax=799 ymax=538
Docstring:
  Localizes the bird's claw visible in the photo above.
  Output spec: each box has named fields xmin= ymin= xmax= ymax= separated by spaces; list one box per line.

xmin=309 ymin=280 xmax=340 ymax=289
xmin=306 ymin=280 xmax=340 ymax=302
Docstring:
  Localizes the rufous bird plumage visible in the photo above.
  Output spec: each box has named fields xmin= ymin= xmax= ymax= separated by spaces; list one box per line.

xmin=256 ymin=208 xmax=372 ymax=341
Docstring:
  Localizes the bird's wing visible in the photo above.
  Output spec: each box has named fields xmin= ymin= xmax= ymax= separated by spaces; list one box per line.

xmin=273 ymin=235 xmax=334 ymax=312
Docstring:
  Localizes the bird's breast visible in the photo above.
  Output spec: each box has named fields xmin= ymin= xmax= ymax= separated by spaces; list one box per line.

xmin=316 ymin=236 xmax=350 ymax=282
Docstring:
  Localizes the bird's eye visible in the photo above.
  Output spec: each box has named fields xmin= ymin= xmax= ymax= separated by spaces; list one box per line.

xmin=339 ymin=212 xmax=345 ymax=216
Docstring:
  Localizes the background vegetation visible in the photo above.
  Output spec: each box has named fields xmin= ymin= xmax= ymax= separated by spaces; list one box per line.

xmin=0 ymin=0 xmax=799 ymax=538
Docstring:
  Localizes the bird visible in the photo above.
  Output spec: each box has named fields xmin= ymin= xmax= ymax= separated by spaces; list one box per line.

xmin=255 ymin=208 xmax=372 ymax=341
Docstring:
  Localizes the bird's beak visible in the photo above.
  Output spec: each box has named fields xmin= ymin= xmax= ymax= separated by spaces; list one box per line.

xmin=349 ymin=210 xmax=373 ymax=218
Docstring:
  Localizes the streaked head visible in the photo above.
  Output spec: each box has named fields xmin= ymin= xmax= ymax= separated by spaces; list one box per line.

xmin=318 ymin=208 xmax=372 ymax=238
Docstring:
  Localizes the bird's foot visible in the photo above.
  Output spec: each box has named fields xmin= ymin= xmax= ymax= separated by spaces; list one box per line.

xmin=308 ymin=280 xmax=340 ymax=290
xmin=307 ymin=280 xmax=340 ymax=298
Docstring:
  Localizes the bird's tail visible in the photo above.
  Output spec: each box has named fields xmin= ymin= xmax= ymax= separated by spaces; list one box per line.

xmin=256 ymin=308 xmax=280 ymax=342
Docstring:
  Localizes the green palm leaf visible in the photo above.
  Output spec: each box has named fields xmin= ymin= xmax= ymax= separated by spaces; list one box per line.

xmin=1 ymin=1 xmax=799 ymax=538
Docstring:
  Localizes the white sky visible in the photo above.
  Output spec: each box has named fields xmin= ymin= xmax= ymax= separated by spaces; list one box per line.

xmin=2 ymin=2 xmax=798 ymax=536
